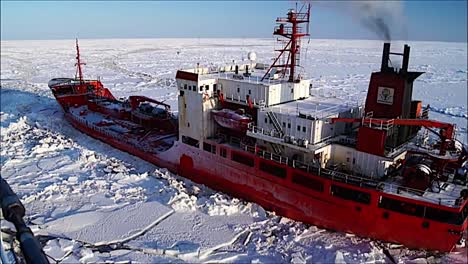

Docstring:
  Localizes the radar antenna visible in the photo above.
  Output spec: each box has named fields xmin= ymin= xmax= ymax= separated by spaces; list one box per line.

xmin=262 ymin=2 xmax=311 ymax=82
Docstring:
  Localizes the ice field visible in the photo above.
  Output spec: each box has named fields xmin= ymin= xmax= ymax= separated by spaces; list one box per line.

xmin=1 ymin=38 xmax=467 ymax=263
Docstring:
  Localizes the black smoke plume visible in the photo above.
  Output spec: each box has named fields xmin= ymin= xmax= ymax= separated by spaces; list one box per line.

xmin=312 ymin=1 xmax=405 ymax=41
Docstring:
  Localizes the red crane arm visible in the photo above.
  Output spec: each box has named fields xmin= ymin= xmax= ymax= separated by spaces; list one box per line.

xmin=129 ymin=96 xmax=171 ymax=111
xmin=331 ymin=117 xmax=457 ymax=155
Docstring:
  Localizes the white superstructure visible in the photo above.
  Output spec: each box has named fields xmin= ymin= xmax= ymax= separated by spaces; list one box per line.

xmin=175 ymin=56 xmax=404 ymax=180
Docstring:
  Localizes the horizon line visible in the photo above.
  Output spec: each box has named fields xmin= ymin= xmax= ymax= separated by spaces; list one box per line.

xmin=1 ymin=36 xmax=467 ymax=44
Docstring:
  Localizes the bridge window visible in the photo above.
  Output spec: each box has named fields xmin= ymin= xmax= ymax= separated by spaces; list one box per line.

xmin=302 ymin=126 xmax=306 ymax=132
xmin=259 ymin=161 xmax=286 ymax=179
xmin=288 ymin=123 xmax=291 ymax=128
xmin=213 ymin=84 xmax=217 ymax=91
xmin=378 ymin=196 xmax=424 ymax=217
xmin=292 ymin=173 xmax=323 ymax=192
xmin=283 ymin=122 xmax=286 ymax=127
xmin=199 ymin=86 xmax=203 ymax=92
xmin=184 ymin=84 xmax=187 ymax=90
xmin=331 ymin=185 xmax=371 ymax=204
xmin=232 ymin=152 xmax=254 ymax=167
xmin=205 ymin=85 xmax=209 ymax=91
xmin=297 ymin=125 xmax=301 ymax=131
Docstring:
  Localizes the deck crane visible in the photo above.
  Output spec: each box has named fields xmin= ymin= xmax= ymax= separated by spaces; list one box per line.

xmin=129 ymin=96 xmax=171 ymax=112
xmin=330 ymin=117 xmax=456 ymax=156
xmin=330 ymin=117 xmax=467 ymax=191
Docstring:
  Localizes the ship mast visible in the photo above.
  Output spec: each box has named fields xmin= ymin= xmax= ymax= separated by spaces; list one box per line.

xmin=262 ymin=3 xmax=311 ymax=82
xmin=75 ymin=38 xmax=86 ymax=84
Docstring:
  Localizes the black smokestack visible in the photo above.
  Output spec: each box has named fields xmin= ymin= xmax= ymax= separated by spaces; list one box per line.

xmin=401 ymin=44 xmax=410 ymax=73
xmin=380 ymin=43 xmax=412 ymax=74
xmin=381 ymin=42 xmax=391 ymax=72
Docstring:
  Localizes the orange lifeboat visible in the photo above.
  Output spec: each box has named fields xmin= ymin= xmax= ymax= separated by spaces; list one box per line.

xmin=211 ymin=108 xmax=252 ymax=132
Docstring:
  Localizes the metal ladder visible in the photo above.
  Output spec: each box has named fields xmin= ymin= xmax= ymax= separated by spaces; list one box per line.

xmin=266 ymin=111 xmax=284 ymax=138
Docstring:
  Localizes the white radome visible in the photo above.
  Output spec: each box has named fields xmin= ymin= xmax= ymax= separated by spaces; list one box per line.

xmin=248 ymin=51 xmax=257 ymax=61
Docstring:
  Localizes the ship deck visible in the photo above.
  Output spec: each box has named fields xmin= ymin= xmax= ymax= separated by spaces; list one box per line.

xmin=208 ymin=135 xmax=466 ymax=209
xmin=89 ymin=97 xmax=127 ymax=111
xmin=269 ymin=96 xmax=361 ymax=119
xmin=195 ymin=63 xmax=295 ymax=86
xmin=384 ymin=175 xmax=466 ymax=207
xmin=68 ymin=105 xmax=177 ymax=154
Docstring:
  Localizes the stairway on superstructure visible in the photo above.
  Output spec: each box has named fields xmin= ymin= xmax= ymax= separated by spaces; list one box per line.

xmin=265 ymin=110 xmax=284 ymax=154
xmin=266 ymin=110 xmax=284 ymax=137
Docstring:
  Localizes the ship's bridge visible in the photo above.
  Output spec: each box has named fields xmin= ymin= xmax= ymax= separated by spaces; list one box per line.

xmin=178 ymin=62 xmax=311 ymax=108
xmin=175 ymin=61 xmax=312 ymax=157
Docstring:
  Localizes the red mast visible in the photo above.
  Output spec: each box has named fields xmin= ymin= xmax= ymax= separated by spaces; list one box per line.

xmin=75 ymin=38 xmax=86 ymax=84
xmin=262 ymin=3 xmax=311 ymax=82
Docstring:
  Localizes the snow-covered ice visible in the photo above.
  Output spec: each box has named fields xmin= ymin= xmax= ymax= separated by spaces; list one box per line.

xmin=1 ymin=38 xmax=467 ymax=263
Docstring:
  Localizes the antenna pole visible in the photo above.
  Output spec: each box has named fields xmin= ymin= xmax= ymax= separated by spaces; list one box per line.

xmin=75 ymin=38 xmax=85 ymax=84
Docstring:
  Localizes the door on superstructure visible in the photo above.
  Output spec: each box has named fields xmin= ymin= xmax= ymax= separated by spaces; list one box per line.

xmin=314 ymin=152 xmax=323 ymax=168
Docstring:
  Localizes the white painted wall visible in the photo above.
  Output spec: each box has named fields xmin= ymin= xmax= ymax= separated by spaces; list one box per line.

xmin=256 ymin=111 xmax=342 ymax=145
xmin=177 ymin=77 xmax=218 ymax=146
xmin=219 ymin=79 xmax=310 ymax=107
xmin=219 ymin=79 xmax=267 ymax=105
xmin=320 ymin=144 xmax=405 ymax=178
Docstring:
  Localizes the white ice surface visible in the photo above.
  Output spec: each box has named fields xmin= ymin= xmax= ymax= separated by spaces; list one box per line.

xmin=1 ymin=38 xmax=467 ymax=263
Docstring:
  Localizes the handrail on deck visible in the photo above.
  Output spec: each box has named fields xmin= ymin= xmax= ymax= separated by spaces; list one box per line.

xmin=239 ymin=139 xmax=460 ymax=207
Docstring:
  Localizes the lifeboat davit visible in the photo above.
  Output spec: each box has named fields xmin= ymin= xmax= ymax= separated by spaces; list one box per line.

xmin=211 ymin=108 xmax=252 ymax=132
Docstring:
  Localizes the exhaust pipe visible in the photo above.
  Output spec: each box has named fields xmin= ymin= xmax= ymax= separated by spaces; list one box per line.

xmin=401 ymin=44 xmax=410 ymax=74
xmin=381 ymin=42 xmax=391 ymax=72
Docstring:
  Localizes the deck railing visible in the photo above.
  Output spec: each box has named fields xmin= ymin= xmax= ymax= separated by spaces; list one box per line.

xmin=218 ymin=72 xmax=283 ymax=85
xmin=247 ymin=123 xmax=357 ymax=150
xmin=239 ymin=141 xmax=460 ymax=207
xmin=240 ymin=143 xmax=289 ymax=165
xmin=247 ymin=123 xmax=284 ymax=140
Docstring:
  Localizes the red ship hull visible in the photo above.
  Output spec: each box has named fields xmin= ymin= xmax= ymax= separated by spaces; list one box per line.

xmin=64 ymin=107 xmax=466 ymax=252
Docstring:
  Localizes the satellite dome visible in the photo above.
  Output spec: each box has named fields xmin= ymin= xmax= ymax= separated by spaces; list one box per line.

xmin=248 ymin=51 xmax=257 ymax=61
